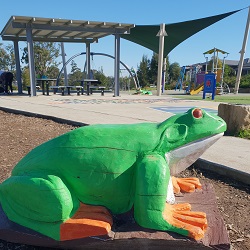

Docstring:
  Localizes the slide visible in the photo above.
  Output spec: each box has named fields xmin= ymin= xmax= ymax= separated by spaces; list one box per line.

xmin=190 ymin=83 xmax=204 ymax=95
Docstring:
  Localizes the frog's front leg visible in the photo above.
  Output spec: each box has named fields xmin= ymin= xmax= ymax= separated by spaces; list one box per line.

xmin=134 ymin=154 xmax=207 ymax=240
xmin=0 ymin=174 xmax=112 ymax=240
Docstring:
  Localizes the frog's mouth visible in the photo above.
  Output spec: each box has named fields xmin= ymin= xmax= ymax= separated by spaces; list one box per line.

xmin=165 ymin=133 xmax=223 ymax=175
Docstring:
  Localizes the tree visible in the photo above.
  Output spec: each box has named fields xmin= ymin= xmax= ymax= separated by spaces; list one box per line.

xmin=93 ymin=67 xmax=109 ymax=87
xmin=208 ymin=57 xmax=223 ymax=72
xmin=5 ymin=44 xmax=16 ymax=72
xmin=137 ymin=55 xmax=150 ymax=88
xmin=148 ymin=53 xmax=158 ymax=85
xmin=136 ymin=53 xmax=170 ymax=88
xmin=21 ymin=66 xmax=30 ymax=89
xmin=68 ymin=60 xmax=82 ymax=85
xmin=169 ymin=62 xmax=180 ymax=83
xmin=0 ymin=43 xmax=14 ymax=71
xmin=21 ymin=42 xmax=61 ymax=78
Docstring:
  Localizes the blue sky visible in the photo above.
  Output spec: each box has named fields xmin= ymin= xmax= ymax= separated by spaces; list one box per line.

xmin=0 ymin=0 xmax=249 ymax=76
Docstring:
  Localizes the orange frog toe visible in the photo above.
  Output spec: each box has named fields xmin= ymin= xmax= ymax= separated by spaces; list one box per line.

xmin=60 ymin=203 xmax=113 ymax=241
xmin=172 ymin=177 xmax=202 ymax=193
xmin=163 ymin=203 xmax=207 ymax=241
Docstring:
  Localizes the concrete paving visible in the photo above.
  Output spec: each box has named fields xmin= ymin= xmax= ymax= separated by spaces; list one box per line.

xmin=0 ymin=90 xmax=249 ymax=185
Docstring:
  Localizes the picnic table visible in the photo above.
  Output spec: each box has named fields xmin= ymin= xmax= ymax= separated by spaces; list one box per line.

xmin=81 ymin=79 xmax=105 ymax=96
xmin=36 ymin=78 xmax=57 ymax=95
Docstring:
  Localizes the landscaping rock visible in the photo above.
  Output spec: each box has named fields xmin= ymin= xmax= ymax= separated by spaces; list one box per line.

xmin=218 ymin=103 xmax=250 ymax=135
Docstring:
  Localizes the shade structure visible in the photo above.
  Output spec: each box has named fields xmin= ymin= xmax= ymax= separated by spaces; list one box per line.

xmin=121 ymin=9 xmax=241 ymax=57
xmin=203 ymin=48 xmax=229 ymax=55
xmin=0 ymin=16 xmax=134 ymax=43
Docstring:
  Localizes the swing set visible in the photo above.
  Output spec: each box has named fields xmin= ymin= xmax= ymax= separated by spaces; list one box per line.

xmin=56 ymin=52 xmax=140 ymax=90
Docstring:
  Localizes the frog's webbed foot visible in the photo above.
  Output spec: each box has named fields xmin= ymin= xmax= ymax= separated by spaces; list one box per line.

xmin=163 ymin=203 xmax=207 ymax=240
xmin=60 ymin=203 xmax=113 ymax=241
xmin=172 ymin=176 xmax=202 ymax=194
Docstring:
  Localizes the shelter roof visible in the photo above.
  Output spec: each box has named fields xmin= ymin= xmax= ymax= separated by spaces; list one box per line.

xmin=203 ymin=48 xmax=229 ymax=55
xmin=0 ymin=16 xmax=135 ymax=43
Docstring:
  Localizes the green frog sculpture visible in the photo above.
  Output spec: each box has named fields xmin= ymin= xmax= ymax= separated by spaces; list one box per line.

xmin=0 ymin=108 xmax=226 ymax=241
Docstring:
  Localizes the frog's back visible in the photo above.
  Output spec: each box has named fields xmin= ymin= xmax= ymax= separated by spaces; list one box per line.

xmin=12 ymin=122 xmax=160 ymax=176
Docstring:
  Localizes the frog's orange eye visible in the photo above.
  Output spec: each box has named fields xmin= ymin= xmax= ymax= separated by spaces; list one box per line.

xmin=192 ymin=108 xmax=203 ymax=119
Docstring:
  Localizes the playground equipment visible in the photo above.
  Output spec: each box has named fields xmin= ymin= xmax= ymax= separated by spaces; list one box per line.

xmin=175 ymin=66 xmax=186 ymax=91
xmin=177 ymin=48 xmax=231 ymax=96
xmin=203 ymin=73 xmax=216 ymax=100
xmin=175 ymin=65 xmax=202 ymax=94
xmin=190 ymin=83 xmax=204 ymax=95
xmin=56 ymin=52 xmax=140 ymax=90
xmin=203 ymin=48 xmax=230 ymax=95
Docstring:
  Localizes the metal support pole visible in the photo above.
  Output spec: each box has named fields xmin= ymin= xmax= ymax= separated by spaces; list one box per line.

xmin=212 ymin=48 xmax=216 ymax=73
xmin=162 ymin=57 xmax=167 ymax=93
xmin=221 ymin=56 xmax=226 ymax=87
xmin=114 ymin=33 xmax=120 ymax=97
xmin=61 ymin=42 xmax=68 ymax=86
xmin=26 ymin=24 xmax=36 ymax=96
xmin=234 ymin=6 xmax=250 ymax=94
xmin=205 ymin=57 xmax=208 ymax=73
xmin=156 ymin=23 xmax=167 ymax=96
xmin=215 ymin=50 xmax=219 ymax=73
xmin=86 ymin=43 xmax=91 ymax=79
xmin=13 ymin=40 xmax=22 ymax=94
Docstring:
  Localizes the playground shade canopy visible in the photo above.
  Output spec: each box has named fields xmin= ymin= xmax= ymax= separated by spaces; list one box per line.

xmin=0 ymin=16 xmax=135 ymax=43
xmin=203 ymin=48 xmax=229 ymax=54
xmin=121 ymin=9 xmax=241 ymax=57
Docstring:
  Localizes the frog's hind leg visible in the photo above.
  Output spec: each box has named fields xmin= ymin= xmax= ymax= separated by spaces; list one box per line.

xmin=0 ymin=174 xmax=113 ymax=241
xmin=0 ymin=174 xmax=79 ymax=240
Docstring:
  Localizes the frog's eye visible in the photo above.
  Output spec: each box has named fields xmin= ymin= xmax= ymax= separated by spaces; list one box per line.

xmin=192 ymin=108 xmax=203 ymax=119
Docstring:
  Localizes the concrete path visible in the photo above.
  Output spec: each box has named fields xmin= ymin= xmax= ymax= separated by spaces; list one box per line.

xmin=0 ymin=91 xmax=249 ymax=185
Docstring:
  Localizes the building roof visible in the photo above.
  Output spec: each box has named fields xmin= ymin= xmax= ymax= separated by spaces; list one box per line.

xmin=0 ymin=16 xmax=135 ymax=43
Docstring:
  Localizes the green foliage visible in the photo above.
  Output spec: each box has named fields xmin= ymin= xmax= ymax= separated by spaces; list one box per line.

xmin=0 ymin=43 xmax=15 ymax=73
xmin=207 ymin=57 xmax=223 ymax=72
xmin=21 ymin=66 xmax=30 ymax=89
xmin=136 ymin=53 xmax=170 ymax=88
xmin=93 ymin=68 xmax=109 ymax=87
xmin=237 ymin=129 xmax=250 ymax=140
xmin=239 ymin=74 xmax=250 ymax=88
xmin=68 ymin=60 xmax=82 ymax=85
xmin=148 ymin=53 xmax=158 ymax=86
xmin=137 ymin=55 xmax=150 ymax=88
xmin=47 ymin=66 xmax=59 ymax=79
xmin=169 ymin=62 xmax=180 ymax=83
xmin=21 ymin=42 xmax=61 ymax=78
xmin=0 ymin=43 xmax=8 ymax=70
xmin=224 ymin=64 xmax=235 ymax=77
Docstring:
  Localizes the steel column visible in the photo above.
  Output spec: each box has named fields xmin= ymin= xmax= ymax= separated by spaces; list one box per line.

xmin=114 ymin=34 xmax=120 ymax=97
xmin=61 ymin=42 xmax=68 ymax=86
xmin=13 ymin=40 xmax=22 ymax=94
xmin=26 ymin=24 xmax=36 ymax=96
xmin=156 ymin=23 xmax=167 ymax=96
xmin=86 ymin=43 xmax=91 ymax=79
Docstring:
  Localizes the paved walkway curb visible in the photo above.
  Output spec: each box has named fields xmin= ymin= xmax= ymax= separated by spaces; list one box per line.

xmin=195 ymin=159 xmax=250 ymax=185
xmin=0 ymin=106 xmax=87 ymax=127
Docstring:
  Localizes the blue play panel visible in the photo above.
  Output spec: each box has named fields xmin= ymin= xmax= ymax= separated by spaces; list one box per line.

xmin=152 ymin=106 xmax=217 ymax=115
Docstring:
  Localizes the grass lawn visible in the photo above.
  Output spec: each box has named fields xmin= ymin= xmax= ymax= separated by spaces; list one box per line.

xmin=172 ymin=93 xmax=250 ymax=104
